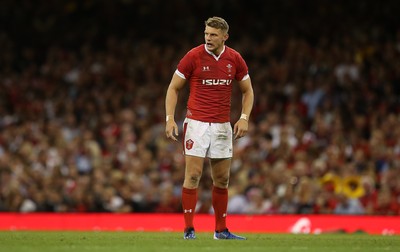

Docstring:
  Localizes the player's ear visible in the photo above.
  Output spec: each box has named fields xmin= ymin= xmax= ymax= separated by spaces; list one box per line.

xmin=223 ymin=33 xmax=229 ymax=42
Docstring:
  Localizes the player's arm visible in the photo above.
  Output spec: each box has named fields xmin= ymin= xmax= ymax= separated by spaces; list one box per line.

xmin=234 ymin=77 xmax=254 ymax=139
xmin=165 ymin=72 xmax=186 ymax=141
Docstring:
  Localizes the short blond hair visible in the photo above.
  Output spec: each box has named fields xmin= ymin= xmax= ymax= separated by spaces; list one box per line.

xmin=205 ymin=16 xmax=229 ymax=34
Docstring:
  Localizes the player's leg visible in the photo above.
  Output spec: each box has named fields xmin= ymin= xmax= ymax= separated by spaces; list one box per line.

xmin=182 ymin=118 xmax=210 ymax=239
xmin=210 ymin=158 xmax=245 ymax=240
xmin=208 ymin=121 xmax=233 ymax=232
xmin=210 ymin=158 xmax=231 ymax=231
xmin=208 ymin=122 xmax=246 ymax=240
xmin=182 ymin=155 xmax=204 ymax=236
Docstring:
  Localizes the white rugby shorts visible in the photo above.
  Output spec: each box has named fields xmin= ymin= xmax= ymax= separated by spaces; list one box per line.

xmin=183 ymin=118 xmax=233 ymax=159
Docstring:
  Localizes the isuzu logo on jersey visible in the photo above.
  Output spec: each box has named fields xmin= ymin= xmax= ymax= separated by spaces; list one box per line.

xmin=202 ymin=79 xmax=232 ymax=85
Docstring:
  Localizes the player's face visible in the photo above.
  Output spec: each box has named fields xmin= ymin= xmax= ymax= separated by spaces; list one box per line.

xmin=204 ymin=26 xmax=228 ymax=55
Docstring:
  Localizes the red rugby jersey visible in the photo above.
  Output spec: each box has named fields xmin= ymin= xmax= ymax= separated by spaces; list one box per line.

xmin=176 ymin=44 xmax=249 ymax=123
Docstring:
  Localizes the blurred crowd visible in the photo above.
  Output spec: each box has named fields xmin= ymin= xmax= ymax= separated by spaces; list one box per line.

xmin=1 ymin=0 xmax=400 ymax=215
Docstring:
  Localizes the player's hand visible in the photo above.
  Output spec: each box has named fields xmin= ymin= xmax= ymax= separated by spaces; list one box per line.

xmin=165 ymin=120 xmax=179 ymax=141
xmin=233 ymin=119 xmax=249 ymax=139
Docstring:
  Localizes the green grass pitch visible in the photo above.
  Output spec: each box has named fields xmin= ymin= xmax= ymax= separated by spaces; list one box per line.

xmin=0 ymin=231 xmax=399 ymax=252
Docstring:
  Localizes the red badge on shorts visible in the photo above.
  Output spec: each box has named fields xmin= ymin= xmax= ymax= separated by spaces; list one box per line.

xmin=186 ymin=139 xmax=194 ymax=150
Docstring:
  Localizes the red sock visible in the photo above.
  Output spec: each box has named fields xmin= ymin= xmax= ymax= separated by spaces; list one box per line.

xmin=212 ymin=186 xmax=228 ymax=232
xmin=182 ymin=187 xmax=197 ymax=229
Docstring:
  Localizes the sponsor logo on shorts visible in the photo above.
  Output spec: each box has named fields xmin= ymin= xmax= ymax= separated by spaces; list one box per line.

xmin=186 ymin=139 xmax=194 ymax=150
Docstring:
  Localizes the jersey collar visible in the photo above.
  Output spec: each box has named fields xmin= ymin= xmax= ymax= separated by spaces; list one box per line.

xmin=204 ymin=44 xmax=225 ymax=61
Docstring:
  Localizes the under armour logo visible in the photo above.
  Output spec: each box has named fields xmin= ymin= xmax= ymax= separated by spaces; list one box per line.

xmin=202 ymin=66 xmax=210 ymax=71
xmin=184 ymin=209 xmax=193 ymax=213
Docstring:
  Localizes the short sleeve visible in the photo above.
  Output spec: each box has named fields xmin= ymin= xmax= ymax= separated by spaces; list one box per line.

xmin=177 ymin=50 xmax=195 ymax=80
xmin=235 ymin=53 xmax=249 ymax=81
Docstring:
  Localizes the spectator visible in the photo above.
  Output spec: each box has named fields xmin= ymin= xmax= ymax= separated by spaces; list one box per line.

xmin=334 ymin=193 xmax=365 ymax=215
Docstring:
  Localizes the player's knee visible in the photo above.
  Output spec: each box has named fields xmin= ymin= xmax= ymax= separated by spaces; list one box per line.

xmin=213 ymin=175 xmax=229 ymax=187
xmin=186 ymin=171 xmax=202 ymax=185
xmin=189 ymin=176 xmax=200 ymax=185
